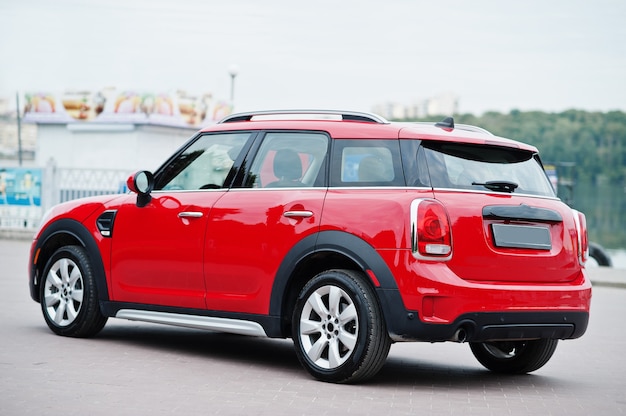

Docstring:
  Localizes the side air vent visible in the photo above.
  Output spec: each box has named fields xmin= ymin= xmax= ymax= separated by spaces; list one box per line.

xmin=96 ymin=210 xmax=117 ymax=238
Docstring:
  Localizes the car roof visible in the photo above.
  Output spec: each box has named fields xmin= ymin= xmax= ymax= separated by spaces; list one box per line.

xmin=199 ymin=111 xmax=538 ymax=152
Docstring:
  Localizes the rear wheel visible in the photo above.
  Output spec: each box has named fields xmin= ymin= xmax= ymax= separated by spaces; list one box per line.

xmin=292 ymin=269 xmax=391 ymax=383
xmin=40 ymin=245 xmax=108 ymax=337
xmin=469 ymin=339 xmax=558 ymax=374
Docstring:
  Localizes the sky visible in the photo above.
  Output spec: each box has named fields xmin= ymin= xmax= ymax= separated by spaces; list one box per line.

xmin=1 ymin=0 xmax=625 ymax=115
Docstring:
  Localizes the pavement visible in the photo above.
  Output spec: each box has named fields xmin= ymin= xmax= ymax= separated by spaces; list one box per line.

xmin=1 ymin=228 xmax=624 ymax=289
xmin=2 ymin=229 xmax=625 ymax=416
xmin=584 ymin=265 xmax=626 ymax=289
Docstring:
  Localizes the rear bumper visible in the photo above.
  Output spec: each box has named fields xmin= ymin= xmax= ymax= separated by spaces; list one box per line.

xmin=378 ymin=282 xmax=589 ymax=342
xmin=375 ymin=254 xmax=592 ymax=342
xmin=394 ymin=309 xmax=588 ymax=342
xmin=377 ymin=282 xmax=590 ymax=342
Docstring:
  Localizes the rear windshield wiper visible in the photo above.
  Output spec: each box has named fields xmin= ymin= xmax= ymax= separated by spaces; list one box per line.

xmin=471 ymin=180 xmax=519 ymax=193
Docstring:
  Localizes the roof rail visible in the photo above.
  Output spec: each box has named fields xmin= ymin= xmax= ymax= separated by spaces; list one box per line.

xmin=218 ymin=110 xmax=389 ymax=124
xmin=454 ymin=123 xmax=494 ymax=136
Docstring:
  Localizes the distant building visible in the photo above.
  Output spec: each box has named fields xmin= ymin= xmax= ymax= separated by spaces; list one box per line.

xmin=0 ymin=96 xmax=37 ymax=161
xmin=0 ymin=122 xmax=37 ymax=161
xmin=0 ymin=97 xmax=8 ymax=114
xmin=373 ymin=92 xmax=459 ymax=120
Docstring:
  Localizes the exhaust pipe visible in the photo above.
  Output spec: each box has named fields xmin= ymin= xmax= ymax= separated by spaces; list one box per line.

xmin=451 ymin=327 xmax=467 ymax=343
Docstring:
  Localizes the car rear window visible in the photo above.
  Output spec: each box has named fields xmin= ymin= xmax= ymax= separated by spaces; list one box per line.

xmin=422 ymin=142 xmax=556 ymax=197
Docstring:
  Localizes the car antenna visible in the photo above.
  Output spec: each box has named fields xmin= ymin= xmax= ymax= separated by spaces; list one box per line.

xmin=435 ymin=116 xmax=455 ymax=129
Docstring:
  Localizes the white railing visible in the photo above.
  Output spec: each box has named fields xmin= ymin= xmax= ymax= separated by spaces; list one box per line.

xmin=56 ymin=167 xmax=130 ymax=204
xmin=1 ymin=159 xmax=132 ymax=231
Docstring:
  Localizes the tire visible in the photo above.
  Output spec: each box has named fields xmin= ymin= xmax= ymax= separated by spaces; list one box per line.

xmin=291 ymin=269 xmax=391 ymax=383
xmin=469 ymin=339 xmax=558 ymax=374
xmin=40 ymin=245 xmax=108 ymax=337
xmin=589 ymin=242 xmax=612 ymax=267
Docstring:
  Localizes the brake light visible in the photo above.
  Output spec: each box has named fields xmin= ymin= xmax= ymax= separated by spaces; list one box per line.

xmin=411 ymin=199 xmax=452 ymax=259
xmin=573 ymin=209 xmax=589 ymax=265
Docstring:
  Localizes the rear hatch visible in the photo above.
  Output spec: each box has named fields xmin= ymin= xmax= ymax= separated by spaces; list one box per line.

xmin=422 ymin=141 xmax=581 ymax=284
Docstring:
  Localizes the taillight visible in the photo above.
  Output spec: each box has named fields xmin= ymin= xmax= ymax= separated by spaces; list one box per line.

xmin=411 ymin=199 xmax=452 ymax=260
xmin=573 ymin=209 xmax=588 ymax=265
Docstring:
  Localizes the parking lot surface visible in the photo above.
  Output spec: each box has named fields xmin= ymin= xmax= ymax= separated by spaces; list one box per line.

xmin=1 ymin=238 xmax=625 ymax=415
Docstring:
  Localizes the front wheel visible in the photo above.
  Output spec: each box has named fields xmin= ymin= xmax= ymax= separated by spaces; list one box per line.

xmin=40 ymin=245 xmax=108 ymax=337
xmin=469 ymin=339 xmax=558 ymax=374
xmin=292 ymin=269 xmax=391 ymax=383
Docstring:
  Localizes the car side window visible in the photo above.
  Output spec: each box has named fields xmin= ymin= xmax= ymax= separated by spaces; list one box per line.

xmin=244 ymin=132 xmax=329 ymax=188
xmin=330 ymin=139 xmax=404 ymax=187
xmin=154 ymin=133 xmax=252 ymax=191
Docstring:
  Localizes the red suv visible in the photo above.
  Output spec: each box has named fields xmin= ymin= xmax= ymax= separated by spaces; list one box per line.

xmin=28 ymin=110 xmax=591 ymax=383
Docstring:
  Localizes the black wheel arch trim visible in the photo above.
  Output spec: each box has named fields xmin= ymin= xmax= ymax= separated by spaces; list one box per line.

xmin=30 ymin=218 xmax=109 ymax=305
xmin=269 ymin=230 xmax=411 ymax=339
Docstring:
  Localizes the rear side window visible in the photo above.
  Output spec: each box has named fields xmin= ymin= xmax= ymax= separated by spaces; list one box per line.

xmin=245 ymin=132 xmax=329 ymax=188
xmin=423 ymin=142 xmax=555 ymax=197
xmin=330 ymin=140 xmax=404 ymax=187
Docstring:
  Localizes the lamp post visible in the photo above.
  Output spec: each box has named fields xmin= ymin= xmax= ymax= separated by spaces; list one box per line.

xmin=228 ymin=64 xmax=239 ymax=109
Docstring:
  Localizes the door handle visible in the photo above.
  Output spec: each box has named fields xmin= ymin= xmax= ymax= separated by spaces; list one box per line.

xmin=178 ymin=211 xmax=203 ymax=218
xmin=283 ymin=210 xmax=313 ymax=218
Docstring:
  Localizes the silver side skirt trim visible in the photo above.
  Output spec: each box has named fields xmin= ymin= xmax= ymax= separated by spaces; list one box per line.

xmin=115 ymin=309 xmax=267 ymax=337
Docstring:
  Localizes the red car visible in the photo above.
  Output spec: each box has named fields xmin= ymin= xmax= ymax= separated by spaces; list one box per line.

xmin=29 ymin=110 xmax=591 ymax=383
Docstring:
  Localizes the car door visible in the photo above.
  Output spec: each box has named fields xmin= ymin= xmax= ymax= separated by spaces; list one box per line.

xmin=109 ymin=132 xmax=254 ymax=309
xmin=203 ymin=131 xmax=329 ymax=314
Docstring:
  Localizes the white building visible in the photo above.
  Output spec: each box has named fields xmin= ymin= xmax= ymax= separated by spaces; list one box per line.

xmin=22 ymin=88 xmax=232 ymax=171
xmin=0 ymin=89 xmax=232 ymax=233
xmin=35 ymin=123 xmax=195 ymax=172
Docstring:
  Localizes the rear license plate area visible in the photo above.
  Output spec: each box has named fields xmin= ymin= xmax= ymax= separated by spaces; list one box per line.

xmin=491 ymin=224 xmax=551 ymax=250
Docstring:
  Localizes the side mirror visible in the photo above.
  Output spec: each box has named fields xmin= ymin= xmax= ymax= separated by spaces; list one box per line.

xmin=126 ymin=171 xmax=154 ymax=207
xmin=126 ymin=171 xmax=155 ymax=195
